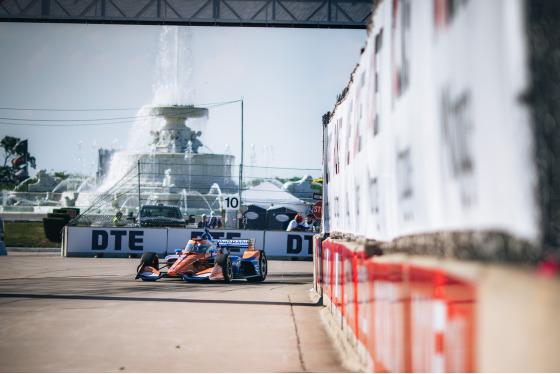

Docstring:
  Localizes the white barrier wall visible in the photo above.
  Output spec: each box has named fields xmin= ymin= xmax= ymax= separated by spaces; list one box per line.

xmin=63 ymin=226 xmax=315 ymax=258
xmin=324 ymin=0 xmax=538 ymax=243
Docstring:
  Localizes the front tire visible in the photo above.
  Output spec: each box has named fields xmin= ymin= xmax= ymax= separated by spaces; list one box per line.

xmin=215 ymin=254 xmax=233 ymax=283
xmin=223 ymin=256 xmax=233 ymax=283
xmin=247 ymin=251 xmax=267 ymax=282
xmin=137 ymin=251 xmax=159 ymax=273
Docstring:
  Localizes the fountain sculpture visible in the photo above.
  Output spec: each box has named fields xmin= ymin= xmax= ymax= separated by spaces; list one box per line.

xmin=88 ymin=103 xmax=237 ymax=213
xmin=2 ymin=26 xmax=239 ymax=224
xmin=70 ymin=26 xmax=239 ymax=217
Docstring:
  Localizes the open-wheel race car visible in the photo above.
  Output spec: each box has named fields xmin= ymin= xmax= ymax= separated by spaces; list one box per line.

xmin=135 ymin=229 xmax=267 ymax=283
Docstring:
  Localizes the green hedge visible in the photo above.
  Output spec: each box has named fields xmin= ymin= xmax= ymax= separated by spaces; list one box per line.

xmin=41 ymin=208 xmax=81 ymax=243
xmin=43 ymin=211 xmax=70 ymax=243
xmin=4 ymin=222 xmax=60 ymax=248
xmin=42 ymin=217 xmax=66 ymax=243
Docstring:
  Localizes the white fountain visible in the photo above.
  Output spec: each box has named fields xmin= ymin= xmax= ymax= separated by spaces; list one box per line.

xmin=76 ymin=26 xmax=237 ymax=215
xmin=90 ymin=103 xmax=237 ymax=210
xmin=2 ymin=26 xmax=237 ymax=220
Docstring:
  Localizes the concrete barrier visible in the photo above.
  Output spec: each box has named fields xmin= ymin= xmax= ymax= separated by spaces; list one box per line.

xmin=316 ymin=237 xmax=560 ymax=372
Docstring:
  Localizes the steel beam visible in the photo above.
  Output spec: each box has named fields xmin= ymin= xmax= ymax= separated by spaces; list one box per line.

xmin=0 ymin=0 xmax=372 ymax=28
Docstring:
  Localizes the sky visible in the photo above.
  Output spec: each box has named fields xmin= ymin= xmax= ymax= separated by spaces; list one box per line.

xmin=0 ymin=22 xmax=366 ymax=180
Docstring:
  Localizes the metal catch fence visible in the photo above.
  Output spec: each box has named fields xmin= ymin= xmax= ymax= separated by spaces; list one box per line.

xmin=69 ymin=160 xmax=322 ymax=231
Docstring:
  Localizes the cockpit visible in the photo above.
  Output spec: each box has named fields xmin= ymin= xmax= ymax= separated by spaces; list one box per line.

xmin=186 ymin=242 xmax=211 ymax=254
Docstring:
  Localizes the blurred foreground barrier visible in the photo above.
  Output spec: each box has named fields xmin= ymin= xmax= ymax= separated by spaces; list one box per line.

xmin=314 ymin=236 xmax=560 ymax=372
xmin=315 ymin=0 xmax=560 ymax=371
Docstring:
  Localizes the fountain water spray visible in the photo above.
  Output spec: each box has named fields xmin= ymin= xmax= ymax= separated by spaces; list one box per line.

xmin=3 ymin=26 xmax=237 ymax=222
xmin=78 ymin=25 xmax=237 ymax=220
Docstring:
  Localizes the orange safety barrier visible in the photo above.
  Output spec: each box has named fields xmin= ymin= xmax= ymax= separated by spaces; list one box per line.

xmin=356 ymin=249 xmax=369 ymax=353
xmin=313 ymin=236 xmax=322 ymax=293
xmin=318 ymin=238 xmax=477 ymax=373
xmin=342 ymin=244 xmax=356 ymax=338
xmin=369 ymin=261 xmax=408 ymax=373
xmin=322 ymin=240 xmax=332 ymax=305
xmin=408 ymin=266 xmax=476 ymax=372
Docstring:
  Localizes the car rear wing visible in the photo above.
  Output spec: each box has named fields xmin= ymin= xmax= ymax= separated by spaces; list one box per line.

xmin=217 ymin=239 xmax=255 ymax=252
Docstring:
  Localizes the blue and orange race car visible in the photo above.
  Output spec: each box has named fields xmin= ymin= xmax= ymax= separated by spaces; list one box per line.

xmin=135 ymin=229 xmax=267 ymax=283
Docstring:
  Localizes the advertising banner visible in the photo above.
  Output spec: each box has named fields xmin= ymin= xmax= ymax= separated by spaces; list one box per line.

xmin=264 ymin=231 xmax=315 ymax=258
xmin=64 ymin=227 xmax=314 ymax=258
xmin=64 ymin=227 xmax=168 ymax=256
xmin=323 ymin=0 xmax=538 ymax=243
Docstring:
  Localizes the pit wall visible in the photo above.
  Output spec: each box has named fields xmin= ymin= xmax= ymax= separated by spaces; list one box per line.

xmin=314 ymin=236 xmax=560 ymax=372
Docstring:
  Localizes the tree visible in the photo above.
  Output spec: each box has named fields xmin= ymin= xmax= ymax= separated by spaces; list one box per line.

xmin=0 ymin=136 xmax=36 ymax=185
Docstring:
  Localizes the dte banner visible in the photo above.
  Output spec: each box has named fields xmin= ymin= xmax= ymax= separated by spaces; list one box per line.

xmin=63 ymin=227 xmax=315 ymax=258
xmin=265 ymin=231 xmax=315 ymax=256
xmin=64 ymin=227 xmax=168 ymax=256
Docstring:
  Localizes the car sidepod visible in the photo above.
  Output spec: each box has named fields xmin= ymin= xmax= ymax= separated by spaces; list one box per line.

xmin=176 ymin=251 xmax=227 ymax=282
xmin=178 ymin=266 xmax=214 ymax=281
xmin=233 ymin=250 xmax=267 ymax=282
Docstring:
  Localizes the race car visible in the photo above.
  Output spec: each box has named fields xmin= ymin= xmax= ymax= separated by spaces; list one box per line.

xmin=135 ymin=229 xmax=267 ymax=283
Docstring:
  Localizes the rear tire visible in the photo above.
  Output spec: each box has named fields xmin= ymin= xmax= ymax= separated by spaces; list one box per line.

xmin=215 ymin=254 xmax=233 ymax=283
xmin=224 ymin=257 xmax=233 ymax=283
xmin=247 ymin=251 xmax=267 ymax=282
xmin=137 ymin=252 xmax=159 ymax=273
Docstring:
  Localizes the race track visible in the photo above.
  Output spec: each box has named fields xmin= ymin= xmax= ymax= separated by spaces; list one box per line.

xmin=0 ymin=252 xmax=349 ymax=372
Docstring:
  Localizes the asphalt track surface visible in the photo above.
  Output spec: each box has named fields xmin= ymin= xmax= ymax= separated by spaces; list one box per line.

xmin=0 ymin=251 xmax=350 ymax=373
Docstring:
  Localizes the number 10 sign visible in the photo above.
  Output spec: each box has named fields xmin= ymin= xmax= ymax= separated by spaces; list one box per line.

xmin=222 ymin=194 xmax=240 ymax=210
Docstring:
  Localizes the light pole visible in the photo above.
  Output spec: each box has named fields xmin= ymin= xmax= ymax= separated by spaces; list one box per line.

xmin=239 ymin=98 xmax=244 ymax=206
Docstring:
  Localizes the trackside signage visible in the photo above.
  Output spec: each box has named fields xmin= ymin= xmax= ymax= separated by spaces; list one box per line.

xmin=265 ymin=231 xmax=315 ymax=256
xmin=324 ymin=0 xmax=538 ymax=243
xmin=64 ymin=227 xmax=168 ymax=256
xmin=64 ymin=227 xmax=314 ymax=258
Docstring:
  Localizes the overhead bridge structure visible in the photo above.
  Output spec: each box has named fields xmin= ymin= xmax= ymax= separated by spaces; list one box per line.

xmin=0 ymin=0 xmax=372 ymax=28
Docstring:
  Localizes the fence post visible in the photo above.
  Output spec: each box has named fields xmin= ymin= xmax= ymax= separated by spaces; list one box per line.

xmin=137 ymin=160 xmax=141 ymax=214
xmin=239 ymin=98 xmax=244 ymax=206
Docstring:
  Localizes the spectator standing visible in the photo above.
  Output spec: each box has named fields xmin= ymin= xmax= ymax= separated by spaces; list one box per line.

xmin=113 ymin=211 xmax=126 ymax=227
xmin=198 ymin=214 xmax=210 ymax=228
xmin=209 ymin=211 xmax=223 ymax=229
xmin=286 ymin=214 xmax=306 ymax=231
xmin=303 ymin=213 xmax=315 ymax=232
